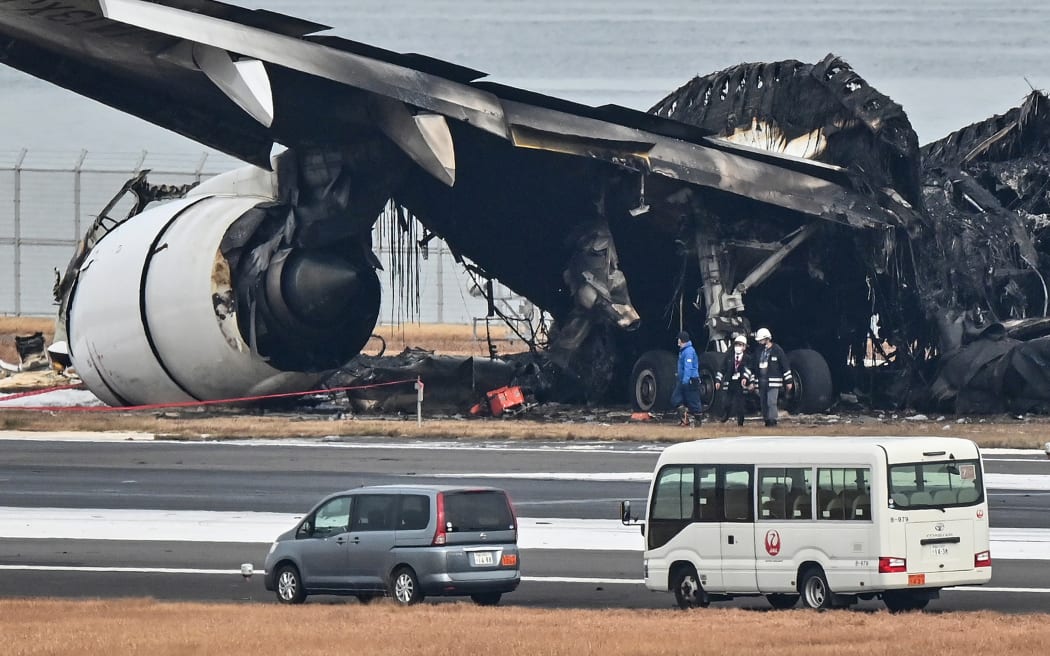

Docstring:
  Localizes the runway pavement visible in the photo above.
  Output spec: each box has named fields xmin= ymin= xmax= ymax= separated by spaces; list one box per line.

xmin=0 ymin=435 xmax=1048 ymax=611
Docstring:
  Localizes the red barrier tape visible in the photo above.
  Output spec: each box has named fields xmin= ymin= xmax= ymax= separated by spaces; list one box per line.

xmin=0 ymin=383 xmax=84 ymax=402
xmin=0 ymin=378 xmax=418 ymax=413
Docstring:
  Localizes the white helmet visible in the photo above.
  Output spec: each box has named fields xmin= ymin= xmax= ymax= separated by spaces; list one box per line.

xmin=733 ymin=334 xmax=748 ymax=345
xmin=755 ymin=328 xmax=772 ymax=342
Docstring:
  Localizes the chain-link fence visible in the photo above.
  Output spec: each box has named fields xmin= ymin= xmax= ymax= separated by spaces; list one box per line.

xmin=0 ymin=149 xmax=528 ymax=326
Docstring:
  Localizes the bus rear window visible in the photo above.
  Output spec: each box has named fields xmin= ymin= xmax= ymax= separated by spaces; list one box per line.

xmin=888 ymin=459 xmax=983 ymax=509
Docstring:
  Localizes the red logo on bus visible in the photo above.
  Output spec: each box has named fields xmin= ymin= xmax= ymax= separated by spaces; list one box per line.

xmin=764 ymin=529 xmax=781 ymax=556
xmin=976 ymin=509 xmax=984 ymax=519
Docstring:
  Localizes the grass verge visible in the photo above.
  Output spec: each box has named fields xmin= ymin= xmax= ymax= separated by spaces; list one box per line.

xmin=3 ymin=599 xmax=1049 ymax=656
xmin=0 ymin=408 xmax=1047 ymax=448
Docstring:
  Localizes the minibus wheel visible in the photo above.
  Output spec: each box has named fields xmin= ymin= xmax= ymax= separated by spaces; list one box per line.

xmin=671 ymin=565 xmax=710 ymax=609
xmin=766 ymin=593 xmax=800 ymax=610
xmin=799 ymin=566 xmax=833 ymax=609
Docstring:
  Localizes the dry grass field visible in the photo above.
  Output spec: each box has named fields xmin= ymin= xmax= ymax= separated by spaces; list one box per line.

xmin=3 ymin=599 xmax=1048 ymax=656
xmin=0 ymin=409 xmax=1048 ymax=448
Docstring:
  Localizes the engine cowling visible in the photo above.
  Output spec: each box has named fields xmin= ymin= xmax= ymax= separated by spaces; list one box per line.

xmin=67 ymin=190 xmax=380 ymax=406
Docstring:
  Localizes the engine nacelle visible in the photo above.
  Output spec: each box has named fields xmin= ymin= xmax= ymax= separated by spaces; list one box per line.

xmin=67 ymin=189 xmax=379 ymax=406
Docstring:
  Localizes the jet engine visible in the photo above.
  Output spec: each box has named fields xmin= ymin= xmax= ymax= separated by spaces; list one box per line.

xmin=66 ymin=171 xmax=381 ymax=406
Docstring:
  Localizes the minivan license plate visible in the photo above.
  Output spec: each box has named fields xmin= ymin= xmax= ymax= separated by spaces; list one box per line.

xmin=472 ymin=552 xmax=495 ymax=566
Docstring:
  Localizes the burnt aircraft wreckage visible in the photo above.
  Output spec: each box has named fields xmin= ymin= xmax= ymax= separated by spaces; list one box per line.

xmin=2 ymin=0 xmax=1049 ymax=414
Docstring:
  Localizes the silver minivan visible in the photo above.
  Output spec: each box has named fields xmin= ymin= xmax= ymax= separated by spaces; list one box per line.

xmin=264 ymin=485 xmax=521 ymax=605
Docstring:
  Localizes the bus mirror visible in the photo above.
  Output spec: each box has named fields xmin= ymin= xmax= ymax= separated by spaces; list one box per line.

xmin=620 ymin=500 xmax=632 ymax=524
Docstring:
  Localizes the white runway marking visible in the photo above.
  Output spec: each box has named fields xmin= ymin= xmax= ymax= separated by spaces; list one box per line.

xmin=0 ymin=507 xmax=1047 ymax=558
xmin=0 ymin=565 xmax=1046 ymax=595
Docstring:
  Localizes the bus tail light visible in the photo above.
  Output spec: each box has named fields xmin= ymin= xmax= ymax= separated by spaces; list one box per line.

xmin=974 ymin=550 xmax=992 ymax=567
xmin=878 ymin=556 xmax=907 ymax=573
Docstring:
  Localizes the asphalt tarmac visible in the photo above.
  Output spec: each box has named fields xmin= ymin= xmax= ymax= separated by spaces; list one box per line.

xmin=1 ymin=436 xmax=1047 ymax=612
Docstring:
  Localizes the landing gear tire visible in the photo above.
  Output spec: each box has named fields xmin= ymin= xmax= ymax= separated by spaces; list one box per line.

xmin=882 ymin=590 xmax=930 ymax=613
xmin=671 ymin=565 xmax=709 ymax=609
xmin=800 ymin=566 xmax=834 ymax=610
xmin=785 ymin=349 xmax=834 ymax=414
xmin=629 ymin=350 xmax=678 ymax=412
xmin=766 ymin=593 xmax=800 ymax=610
xmin=391 ymin=566 xmax=424 ymax=606
xmin=274 ymin=564 xmax=306 ymax=604
xmin=698 ymin=352 xmax=726 ymax=420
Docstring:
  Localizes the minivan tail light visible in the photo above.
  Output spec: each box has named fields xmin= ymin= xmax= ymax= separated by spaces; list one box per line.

xmin=878 ymin=556 xmax=907 ymax=573
xmin=975 ymin=550 xmax=991 ymax=567
xmin=432 ymin=492 xmax=447 ymax=545
xmin=506 ymin=492 xmax=518 ymax=532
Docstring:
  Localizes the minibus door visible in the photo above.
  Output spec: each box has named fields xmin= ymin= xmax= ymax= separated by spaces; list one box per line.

xmin=719 ymin=465 xmax=758 ymax=592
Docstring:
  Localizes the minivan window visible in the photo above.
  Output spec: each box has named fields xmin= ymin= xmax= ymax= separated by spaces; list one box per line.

xmin=398 ymin=494 xmax=431 ymax=530
xmin=313 ymin=496 xmax=351 ymax=537
xmin=445 ymin=491 xmax=513 ymax=531
xmin=351 ymin=494 xmax=397 ymax=531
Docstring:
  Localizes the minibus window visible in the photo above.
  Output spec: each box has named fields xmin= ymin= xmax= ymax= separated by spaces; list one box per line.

xmin=721 ymin=467 xmax=753 ymax=522
xmin=648 ymin=465 xmax=698 ymax=549
xmin=758 ymin=468 xmax=812 ymax=520
xmin=887 ymin=459 xmax=983 ymax=509
xmin=651 ymin=466 xmax=695 ymax=521
xmin=816 ymin=468 xmax=871 ymax=520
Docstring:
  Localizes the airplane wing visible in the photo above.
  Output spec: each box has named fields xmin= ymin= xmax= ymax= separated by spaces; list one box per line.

xmin=0 ymin=0 xmax=903 ymax=229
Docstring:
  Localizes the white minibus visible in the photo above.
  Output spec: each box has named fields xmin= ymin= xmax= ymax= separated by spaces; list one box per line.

xmin=623 ymin=436 xmax=991 ymax=611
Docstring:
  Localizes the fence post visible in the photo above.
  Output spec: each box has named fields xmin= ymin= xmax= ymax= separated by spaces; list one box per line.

xmin=13 ymin=148 xmax=26 ymax=316
xmin=195 ymin=152 xmax=209 ymax=183
xmin=73 ymin=149 xmax=87 ymax=240
xmin=436 ymin=244 xmax=444 ymax=323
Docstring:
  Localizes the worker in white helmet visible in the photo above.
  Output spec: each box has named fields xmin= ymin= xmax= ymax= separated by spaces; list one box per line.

xmin=753 ymin=327 xmax=792 ymax=427
xmin=716 ymin=333 xmax=753 ymax=426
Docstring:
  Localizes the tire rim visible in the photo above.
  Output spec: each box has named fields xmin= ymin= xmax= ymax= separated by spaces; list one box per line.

xmin=677 ymin=573 xmax=700 ymax=608
xmin=394 ymin=572 xmax=415 ymax=603
xmin=278 ymin=570 xmax=297 ymax=601
xmin=635 ymin=369 xmax=657 ymax=410
xmin=804 ymin=576 xmax=826 ymax=607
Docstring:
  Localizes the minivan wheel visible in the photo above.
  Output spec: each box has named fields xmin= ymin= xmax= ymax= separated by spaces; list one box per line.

xmin=470 ymin=592 xmax=502 ymax=606
xmin=671 ymin=565 xmax=709 ymax=609
xmin=391 ymin=567 xmax=424 ymax=606
xmin=800 ymin=567 xmax=833 ymax=610
xmin=275 ymin=564 xmax=306 ymax=604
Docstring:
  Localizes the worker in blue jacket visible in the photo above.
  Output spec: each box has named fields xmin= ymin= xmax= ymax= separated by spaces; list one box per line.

xmin=671 ymin=330 xmax=703 ymax=427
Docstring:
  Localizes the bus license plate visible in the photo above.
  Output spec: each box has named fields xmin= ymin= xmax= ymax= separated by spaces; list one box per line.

xmin=472 ymin=552 xmax=495 ymax=566
xmin=930 ymin=546 xmax=950 ymax=557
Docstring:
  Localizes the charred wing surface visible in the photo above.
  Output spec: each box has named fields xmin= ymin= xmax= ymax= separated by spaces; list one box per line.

xmin=918 ymin=91 xmax=1050 ymax=412
xmin=649 ymin=56 xmax=1050 ymax=413
xmin=648 ymin=55 xmax=927 ymax=391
